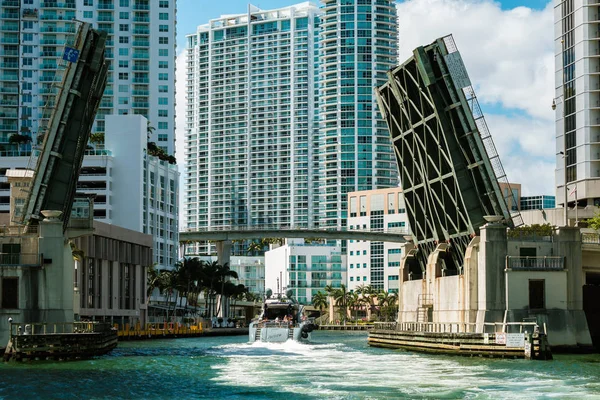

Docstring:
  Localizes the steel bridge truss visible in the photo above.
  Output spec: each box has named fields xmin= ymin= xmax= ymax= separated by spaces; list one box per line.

xmin=375 ymin=35 xmax=522 ymax=273
xmin=19 ymin=23 xmax=108 ymax=232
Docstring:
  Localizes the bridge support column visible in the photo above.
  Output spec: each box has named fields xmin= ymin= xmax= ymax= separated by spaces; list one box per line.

xmin=216 ymin=240 xmax=232 ymax=320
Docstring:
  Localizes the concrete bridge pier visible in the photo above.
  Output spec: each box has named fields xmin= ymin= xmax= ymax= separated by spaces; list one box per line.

xmin=216 ymin=240 xmax=232 ymax=320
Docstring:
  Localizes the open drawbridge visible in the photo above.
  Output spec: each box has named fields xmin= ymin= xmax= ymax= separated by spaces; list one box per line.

xmin=15 ymin=23 xmax=107 ymax=232
xmin=375 ymin=35 xmax=522 ymax=274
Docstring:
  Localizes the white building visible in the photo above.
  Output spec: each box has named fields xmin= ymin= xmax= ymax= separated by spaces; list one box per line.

xmin=347 ymin=188 xmax=408 ymax=293
xmin=265 ymin=239 xmax=346 ymax=305
xmin=0 ymin=115 xmax=179 ymax=271
xmin=184 ymin=3 xmax=321 ymax=246
xmin=554 ymin=0 xmax=600 ymax=208
xmin=0 ymin=0 xmax=176 ymax=155
xmin=184 ymin=1 xmax=399 ymax=248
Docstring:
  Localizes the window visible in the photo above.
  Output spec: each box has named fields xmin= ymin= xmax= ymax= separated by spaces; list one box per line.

xmin=158 ymin=122 xmax=168 ymax=129
xmin=23 ymin=33 xmax=33 ymax=41
xmin=350 ymin=277 xmax=354 ymax=282
xmin=118 ymin=60 xmax=128 ymax=68
xmin=158 ymin=73 xmax=168 ymax=81
xmin=158 ymin=134 xmax=168 ymax=141
xmin=158 ymin=85 xmax=168 ymax=93
xmin=22 ymin=45 xmax=33 ymax=54
xmin=23 ymin=21 xmax=33 ymax=29
xmin=363 ymin=263 xmax=367 ymax=268
xmin=22 ymin=58 xmax=32 ymax=66
xmin=349 ymin=251 xmax=353 ymax=256
xmin=158 ymin=109 xmax=168 ymax=117
xmin=1 ymin=278 xmax=18 ymax=309
xmin=119 ymin=36 xmax=129 ymax=44
xmin=159 ymin=13 xmax=169 ymax=20
xmin=119 ymin=84 xmax=128 ymax=93
xmin=362 ymin=276 xmax=367 ymax=281
xmin=119 ymin=24 xmax=129 ymax=32
xmin=529 ymin=280 xmax=545 ymax=309
xmin=22 ymin=70 xmax=32 ymax=78
xmin=159 ymin=37 xmax=168 ymax=44
xmin=363 ymin=250 xmax=367 ymax=255
xmin=83 ymin=11 xmax=93 ymax=18
xmin=159 ymin=25 xmax=169 ymax=32
xmin=119 ymin=12 xmax=129 ymax=19
xmin=119 ymin=48 xmax=129 ymax=56
xmin=158 ymin=61 xmax=168 ymax=68
xmin=120 ymin=0 xmax=129 ymax=6
xmin=118 ymin=97 xmax=129 ymax=105
xmin=83 ymin=0 xmax=93 ymax=5
xmin=118 ymin=72 xmax=129 ymax=80
xmin=350 ymin=264 xmax=353 ymax=269
xmin=158 ymin=97 xmax=168 ymax=105
xmin=159 ymin=49 xmax=168 ymax=57
xmin=159 ymin=0 xmax=169 ymax=7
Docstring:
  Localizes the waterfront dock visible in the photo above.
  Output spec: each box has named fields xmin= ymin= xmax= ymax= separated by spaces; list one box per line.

xmin=368 ymin=322 xmax=552 ymax=360
xmin=319 ymin=324 xmax=374 ymax=331
xmin=3 ymin=322 xmax=117 ymax=362
xmin=116 ymin=322 xmax=248 ymax=340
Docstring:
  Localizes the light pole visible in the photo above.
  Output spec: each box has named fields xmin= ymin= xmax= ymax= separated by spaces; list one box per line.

xmin=552 ymin=97 xmax=569 ymax=227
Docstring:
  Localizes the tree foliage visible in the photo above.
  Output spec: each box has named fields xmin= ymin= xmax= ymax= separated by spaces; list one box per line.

xmin=147 ymin=141 xmax=176 ymax=164
xmin=507 ymin=223 xmax=554 ymax=238
xmin=586 ymin=209 xmax=600 ymax=230
xmin=146 ymin=257 xmax=249 ymax=319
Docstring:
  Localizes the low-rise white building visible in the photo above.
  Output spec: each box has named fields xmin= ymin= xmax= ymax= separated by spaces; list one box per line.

xmin=265 ymin=239 xmax=346 ymax=305
xmin=347 ymin=188 xmax=409 ymax=293
xmin=0 ymin=115 xmax=179 ymax=272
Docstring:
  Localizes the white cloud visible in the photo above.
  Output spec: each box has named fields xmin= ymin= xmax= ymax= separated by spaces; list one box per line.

xmin=397 ymin=0 xmax=556 ymax=196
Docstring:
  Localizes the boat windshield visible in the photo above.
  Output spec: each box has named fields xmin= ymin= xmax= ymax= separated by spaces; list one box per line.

xmin=261 ymin=302 xmax=300 ymax=323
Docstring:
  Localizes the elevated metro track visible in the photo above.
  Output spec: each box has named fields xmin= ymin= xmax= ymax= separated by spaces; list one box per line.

xmin=180 ymin=227 xmax=409 ymax=243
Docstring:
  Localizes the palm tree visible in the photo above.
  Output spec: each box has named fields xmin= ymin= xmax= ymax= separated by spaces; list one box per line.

xmin=216 ymin=263 xmax=239 ymax=316
xmin=348 ymin=291 xmax=360 ymax=322
xmin=333 ymin=284 xmax=350 ymax=324
xmin=312 ymin=291 xmax=328 ymax=317
xmin=357 ymin=284 xmax=377 ymax=320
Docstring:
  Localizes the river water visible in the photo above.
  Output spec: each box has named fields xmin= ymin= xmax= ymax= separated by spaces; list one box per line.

xmin=1 ymin=332 xmax=599 ymax=399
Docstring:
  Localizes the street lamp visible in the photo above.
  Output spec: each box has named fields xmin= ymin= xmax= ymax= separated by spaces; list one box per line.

xmin=552 ymin=97 xmax=569 ymax=227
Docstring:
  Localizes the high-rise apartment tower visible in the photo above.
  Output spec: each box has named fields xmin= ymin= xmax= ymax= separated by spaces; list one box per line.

xmin=554 ymin=0 xmax=600 ymax=208
xmin=184 ymin=1 xmax=399 ymax=239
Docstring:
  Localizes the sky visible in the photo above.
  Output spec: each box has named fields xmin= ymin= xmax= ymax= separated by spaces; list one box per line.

xmin=173 ymin=0 xmax=556 ymax=197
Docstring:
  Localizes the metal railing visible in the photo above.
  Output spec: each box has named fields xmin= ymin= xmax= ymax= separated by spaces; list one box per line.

xmin=0 ymin=225 xmax=37 ymax=236
xmin=506 ymin=256 xmax=564 ymax=270
xmin=375 ymin=321 xmax=540 ymax=334
xmin=8 ymin=321 xmax=112 ymax=337
xmin=0 ymin=253 xmax=41 ymax=266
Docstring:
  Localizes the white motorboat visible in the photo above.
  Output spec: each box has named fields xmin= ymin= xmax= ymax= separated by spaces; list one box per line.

xmin=249 ymin=298 xmax=318 ymax=343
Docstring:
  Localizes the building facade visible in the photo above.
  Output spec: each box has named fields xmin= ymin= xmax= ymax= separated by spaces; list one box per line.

xmin=0 ymin=115 xmax=179 ymax=271
xmin=347 ymin=188 xmax=408 ymax=293
xmin=265 ymin=239 xmax=346 ymax=305
xmin=184 ymin=1 xmax=399 ymax=247
xmin=317 ymin=0 xmax=398 ymax=230
xmin=0 ymin=0 xmax=176 ymax=155
xmin=554 ymin=0 xmax=600 ymax=208
xmin=521 ymin=195 xmax=556 ymax=211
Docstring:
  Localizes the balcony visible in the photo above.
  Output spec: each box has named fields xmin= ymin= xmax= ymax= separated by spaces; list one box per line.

xmin=506 ymin=256 xmax=564 ymax=271
xmin=22 ymin=8 xmax=38 ymax=17
xmin=2 ymin=0 xmax=19 ymax=6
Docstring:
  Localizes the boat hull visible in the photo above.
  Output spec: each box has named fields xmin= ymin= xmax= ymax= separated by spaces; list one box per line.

xmin=249 ymin=322 xmax=313 ymax=343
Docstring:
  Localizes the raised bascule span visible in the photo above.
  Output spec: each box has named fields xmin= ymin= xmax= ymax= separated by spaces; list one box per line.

xmin=17 ymin=22 xmax=108 ymax=232
xmin=375 ymin=35 xmax=522 ymax=275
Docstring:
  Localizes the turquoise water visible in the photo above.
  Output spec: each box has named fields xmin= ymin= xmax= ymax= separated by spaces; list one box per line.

xmin=1 ymin=332 xmax=599 ymax=399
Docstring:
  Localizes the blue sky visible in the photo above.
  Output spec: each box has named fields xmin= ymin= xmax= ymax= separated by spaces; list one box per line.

xmin=173 ymin=0 xmax=557 ymax=195
xmin=175 ymin=0 xmax=551 ymax=51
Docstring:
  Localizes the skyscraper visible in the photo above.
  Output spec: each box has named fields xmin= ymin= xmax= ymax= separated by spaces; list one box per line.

xmin=318 ymin=0 xmax=398 ymax=229
xmin=184 ymin=3 xmax=321 ymax=237
xmin=0 ymin=0 xmax=176 ymax=155
xmin=554 ymin=0 xmax=600 ymax=208
xmin=184 ymin=1 xmax=399 ymax=241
